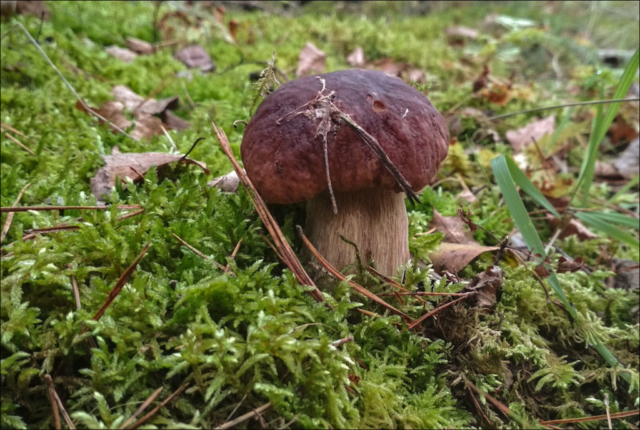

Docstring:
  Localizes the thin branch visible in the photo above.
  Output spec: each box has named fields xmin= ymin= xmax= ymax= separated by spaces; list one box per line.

xmin=407 ymin=294 xmax=472 ymax=330
xmin=45 ymin=374 xmax=61 ymax=430
xmin=604 ymin=394 xmax=613 ymax=430
xmin=212 ymin=122 xmax=325 ymax=303
xmin=12 ymin=22 xmax=135 ymax=140
xmin=1 ymin=183 xmax=30 ymax=243
xmin=83 ymin=242 xmax=150 ymax=332
xmin=298 ymin=225 xmax=413 ymax=323
xmin=4 ymin=132 xmax=35 ymax=155
xmin=2 ymin=205 xmax=141 ymax=213
xmin=214 ymin=403 xmax=272 ymax=430
xmin=224 ymin=238 xmax=243 ymax=273
xmin=540 ymin=409 xmax=639 ymax=425
xmin=171 ymin=233 xmax=227 ymax=271
xmin=128 ymin=383 xmax=189 ymax=430
xmin=44 ymin=374 xmax=75 ymax=429
xmin=486 ymin=97 xmax=640 ymax=121
xmin=120 ymin=387 xmax=164 ymax=429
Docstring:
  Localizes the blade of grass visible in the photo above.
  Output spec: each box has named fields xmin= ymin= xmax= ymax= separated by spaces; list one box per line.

xmin=505 ymin=156 xmax=561 ymax=218
xmin=577 ymin=49 xmax=639 ymax=206
xmin=575 ymin=212 xmax=639 ymax=249
xmin=580 ymin=211 xmax=639 ymax=230
xmin=604 ymin=175 xmax=639 ymax=208
xmin=492 ymin=155 xmax=629 ymax=380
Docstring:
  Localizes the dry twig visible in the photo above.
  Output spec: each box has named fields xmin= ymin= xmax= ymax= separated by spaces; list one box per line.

xmin=214 ymin=403 xmax=272 ymax=430
xmin=4 ymin=132 xmax=35 ymax=155
xmin=1 ymin=183 xmax=30 ymax=243
xmin=128 ymin=383 xmax=189 ymax=429
xmin=2 ymin=205 xmax=141 ymax=213
xmin=120 ymin=387 xmax=164 ymax=429
xmin=44 ymin=374 xmax=75 ymax=429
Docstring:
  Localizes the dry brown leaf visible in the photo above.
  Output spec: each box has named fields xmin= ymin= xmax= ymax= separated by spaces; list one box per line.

xmin=506 ymin=115 xmax=555 ymax=153
xmin=479 ymin=83 xmax=512 ymax=106
xmin=229 ymin=19 xmax=239 ymax=42
xmin=126 ymin=37 xmax=154 ymax=55
xmin=547 ymin=215 xmax=598 ymax=241
xmin=456 ymin=189 xmax=477 ymax=203
xmin=112 ymin=85 xmax=178 ymax=115
xmin=174 ymin=45 xmax=215 ymax=72
xmin=1 ymin=1 xmax=50 ymax=20
xmin=446 ymin=26 xmax=479 ymax=46
xmin=130 ymin=114 xmax=165 ymax=141
xmin=208 ymin=170 xmax=241 ymax=193
xmin=428 ymin=243 xmax=499 ymax=274
xmin=91 ymin=151 xmax=209 ymax=201
xmin=557 ymin=256 xmax=585 ymax=274
xmin=96 ymin=101 xmax=132 ymax=131
xmin=296 ymin=42 xmax=326 ymax=77
xmin=462 ymin=266 xmax=504 ymax=311
xmin=346 ymin=46 xmax=366 ymax=67
xmin=105 ymin=46 xmax=138 ymax=63
xmin=162 ymin=111 xmax=190 ymax=132
xmin=430 ymin=209 xmax=476 ymax=244
xmin=597 ymin=137 xmax=639 ymax=179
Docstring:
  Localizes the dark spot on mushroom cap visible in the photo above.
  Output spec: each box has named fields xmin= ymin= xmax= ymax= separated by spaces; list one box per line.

xmin=241 ymin=69 xmax=449 ymax=204
xmin=373 ymin=100 xmax=386 ymax=112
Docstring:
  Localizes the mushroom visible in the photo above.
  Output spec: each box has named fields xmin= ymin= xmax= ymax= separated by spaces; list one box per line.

xmin=241 ymin=69 xmax=449 ymax=276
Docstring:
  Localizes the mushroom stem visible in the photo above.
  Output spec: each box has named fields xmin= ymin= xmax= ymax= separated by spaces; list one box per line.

xmin=305 ymin=188 xmax=409 ymax=277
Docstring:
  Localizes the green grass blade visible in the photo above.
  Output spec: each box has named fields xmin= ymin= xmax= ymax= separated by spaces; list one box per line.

xmin=492 ymin=155 xmax=628 ymax=380
xmin=575 ymin=212 xmax=640 ymax=249
xmin=604 ymin=175 xmax=639 ymax=207
xmin=581 ymin=212 xmax=640 ymax=230
xmin=505 ymin=156 xmax=561 ymax=218
xmin=492 ymin=155 xmax=547 ymax=257
xmin=577 ymin=49 xmax=639 ymax=206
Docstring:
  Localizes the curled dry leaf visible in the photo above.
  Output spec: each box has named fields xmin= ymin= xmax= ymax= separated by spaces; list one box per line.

xmin=162 ymin=111 xmax=190 ymax=132
xmin=557 ymin=256 xmax=585 ymax=274
xmin=547 ymin=214 xmax=598 ymax=241
xmin=1 ymin=1 xmax=50 ymax=20
xmin=463 ymin=266 xmax=504 ymax=311
xmin=428 ymin=242 xmax=499 ymax=274
xmin=112 ymin=85 xmax=178 ymax=115
xmin=75 ymin=100 xmax=132 ymax=132
xmin=91 ymin=151 xmax=209 ymax=201
xmin=506 ymin=115 xmax=555 ymax=153
xmin=430 ymin=209 xmax=476 ymax=244
xmin=105 ymin=45 xmax=138 ymax=63
xmin=208 ymin=170 xmax=241 ymax=193
xmin=596 ymin=137 xmax=639 ymax=179
xmin=126 ymin=37 xmax=154 ymax=55
xmin=174 ymin=45 xmax=216 ymax=72
xmin=296 ymin=42 xmax=326 ymax=77
xmin=346 ymin=46 xmax=366 ymax=67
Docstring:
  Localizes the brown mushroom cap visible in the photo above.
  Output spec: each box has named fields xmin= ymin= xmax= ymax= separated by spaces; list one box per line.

xmin=241 ymin=69 xmax=449 ymax=204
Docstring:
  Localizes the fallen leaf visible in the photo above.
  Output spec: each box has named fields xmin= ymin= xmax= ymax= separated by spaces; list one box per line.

xmin=557 ymin=256 xmax=585 ymax=273
xmin=96 ymin=101 xmax=132 ymax=130
xmin=296 ymin=42 xmax=326 ymax=77
xmin=463 ymin=266 xmax=504 ymax=310
xmin=130 ymin=114 xmax=165 ymax=141
xmin=126 ymin=37 xmax=154 ymax=55
xmin=534 ymin=263 xmax=550 ymax=278
xmin=428 ymin=243 xmax=499 ymax=274
xmin=479 ymin=83 xmax=512 ymax=106
xmin=91 ymin=151 xmax=209 ymax=201
xmin=1 ymin=1 xmax=50 ymax=20
xmin=547 ymin=215 xmax=598 ymax=241
xmin=446 ymin=26 xmax=479 ymax=46
xmin=506 ymin=116 xmax=555 ymax=153
xmin=611 ymin=258 xmax=640 ymax=290
xmin=112 ymin=85 xmax=178 ymax=115
xmin=369 ymin=58 xmax=426 ymax=84
xmin=456 ymin=189 xmax=477 ymax=203
xmin=229 ymin=19 xmax=239 ymax=42
xmin=209 ymin=170 xmax=242 ymax=193
xmin=174 ymin=45 xmax=216 ymax=72
xmin=162 ymin=111 xmax=190 ymax=132
xmin=430 ymin=209 xmax=476 ymax=244
xmin=105 ymin=46 xmax=138 ymax=63
xmin=608 ymin=116 xmax=639 ymax=145
xmin=596 ymin=137 xmax=639 ymax=179
xmin=346 ymin=46 xmax=366 ymax=67
xmin=473 ymin=65 xmax=490 ymax=93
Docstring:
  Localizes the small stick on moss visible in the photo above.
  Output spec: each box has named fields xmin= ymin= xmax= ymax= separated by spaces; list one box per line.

xmin=1 ymin=183 xmax=30 ymax=243
xmin=540 ymin=410 xmax=639 ymax=426
xmin=45 ymin=374 xmax=61 ymax=430
xmin=298 ymin=225 xmax=413 ymax=323
xmin=407 ymin=293 xmax=472 ymax=330
xmin=331 ymin=335 xmax=354 ymax=348
xmin=367 ymin=266 xmax=427 ymax=304
xmin=604 ymin=394 xmax=613 ymax=430
xmin=378 ymin=291 xmax=468 ymax=297
xmin=160 ymin=125 xmax=178 ymax=152
xmin=466 ymin=384 xmax=494 ymax=428
xmin=128 ymin=383 xmax=189 ymax=430
xmin=0 ymin=122 xmax=33 ymax=141
xmin=171 ymin=233 xmax=227 ymax=271
xmin=259 ymin=232 xmax=285 ymax=262
xmin=119 ymin=387 xmax=164 ymax=429
xmin=2 ymin=205 xmax=142 ymax=213
xmin=214 ymin=402 xmax=272 ymax=430
xmin=83 ymin=242 xmax=150 ymax=332
xmin=4 ymin=132 xmax=35 ymax=155
xmin=224 ymin=238 xmax=243 ymax=273
xmin=44 ymin=374 xmax=75 ymax=429
xmin=212 ymin=122 xmax=325 ymax=303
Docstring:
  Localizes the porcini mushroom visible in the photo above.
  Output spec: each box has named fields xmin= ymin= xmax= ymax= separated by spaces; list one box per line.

xmin=241 ymin=69 xmax=449 ymax=276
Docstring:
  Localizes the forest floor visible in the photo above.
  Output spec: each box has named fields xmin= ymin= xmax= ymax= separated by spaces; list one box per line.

xmin=1 ymin=1 xmax=639 ymax=429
